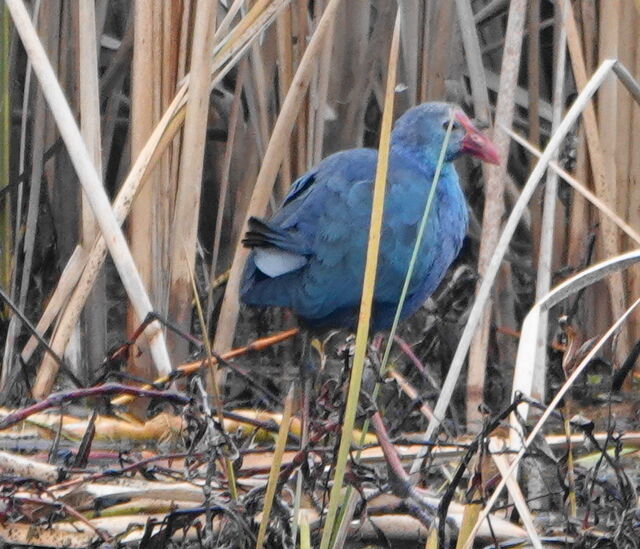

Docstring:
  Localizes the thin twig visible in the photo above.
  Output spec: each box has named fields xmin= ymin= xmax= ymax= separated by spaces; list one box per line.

xmin=0 ymin=383 xmax=190 ymax=430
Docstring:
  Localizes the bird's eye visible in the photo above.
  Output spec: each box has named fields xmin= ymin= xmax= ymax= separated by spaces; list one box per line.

xmin=442 ymin=119 xmax=461 ymax=131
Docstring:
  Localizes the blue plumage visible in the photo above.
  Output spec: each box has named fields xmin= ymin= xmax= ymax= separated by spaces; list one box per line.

xmin=240 ymin=102 xmax=499 ymax=331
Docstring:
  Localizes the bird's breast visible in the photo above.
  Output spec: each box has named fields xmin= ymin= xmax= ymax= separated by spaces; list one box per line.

xmin=376 ymin=169 xmax=468 ymax=303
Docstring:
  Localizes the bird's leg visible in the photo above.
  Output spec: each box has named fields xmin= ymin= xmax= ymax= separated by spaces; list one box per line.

xmin=300 ymin=333 xmax=310 ymax=446
xmin=297 ymin=332 xmax=318 ymax=449
xmin=371 ymin=333 xmax=384 ymax=354
xmin=365 ymin=333 xmax=386 ymax=386
xmin=293 ymin=331 xmax=316 ymax=519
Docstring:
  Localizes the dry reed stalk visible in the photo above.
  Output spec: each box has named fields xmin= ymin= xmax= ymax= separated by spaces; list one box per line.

xmin=244 ymin=48 xmax=268 ymax=160
xmin=169 ymin=0 xmax=191 ymax=240
xmin=454 ymin=0 xmax=490 ymax=122
xmin=0 ymin=0 xmax=38 ymax=390
xmin=177 ymin=0 xmax=193 ymax=80
xmin=78 ymin=0 xmax=106 ymax=380
xmin=487 ymin=437 xmax=542 ymax=548
xmin=5 ymin=0 xmax=173 ymax=396
xmin=168 ymin=0 xmax=217 ymax=363
xmin=609 ymin=6 xmax=636 ymax=347
xmin=0 ymin=3 xmax=9 ymax=301
xmin=613 ymin=2 xmax=634 ymax=249
xmin=597 ymin=2 xmax=626 ymax=357
xmin=469 ymin=253 xmax=640 ymax=549
xmin=78 ymin=1 xmax=102 ymax=246
xmin=40 ymin=0 xmax=60 ymax=220
xmin=292 ymin=0 xmax=308 ymax=177
xmin=424 ymin=2 xmax=454 ymax=100
xmin=524 ymin=5 xmax=570 ymax=508
xmin=275 ymin=4 xmax=293 ymax=188
xmin=340 ymin=2 xmax=386 ymax=149
xmin=2 ymin=92 xmax=46 ymax=387
xmin=411 ymin=59 xmax=619 ymax=473
xmin=54 ymin=1 xmax=78 ymax=264
xmin=565 ymin=2 xmax=595 ymax=334
xmin=310 ymin=2 xmax=334 ymax=165
xmin=531 ymin=0 xmax=567 ymax=400
xmin=418 ymin=1 xmax=434 ymax=103
xmin=506 ymin=128 xmax=640 ymax=245
xmin=327 ymin=2 xmax=368 ymax=151
xmin=23 ymin=2 xmax=286 ymax=392
xmin=453 ymin=0 xmax=499 ymax=371
xmin=1 ymin=0 xmax=46 ymax=388
xmin=56 ymin=0 xmax=84 ymax=372
xmin=527 ymin=0 xmax=541 ymax=157
xmin=213 ymin=0 xmax=344 ymax=356
xmin=467 ymin=0 xmax=526 ymax=430
xmin=566 ymin=126 xmax=591 ymax=252
xmin=249 ymin=28 xmax=275 ymax=156
xmin=162 ymin=3 xmax=181 ymax=115
xmin=563 ymin=1 xmax=629 ymax=365
xmin=615 ymin=3 xmax=640 ymax=345
xmin=629 ymin=12 xmax=640 ymax=342
xmin=207 ymin=61 xmax=247 ymax=322
xmin=527 ymin=0 xmax=542 ymax=264
xmin=100 ymin=23 xmax=131 ymax=179
xmin=126 ymin=0 xmax=162 ymax=387
xmin=474 ymin=0 xmax=508 ymax=26
xmin=156 ymin=2 xmax=183 ymax=324
xmin=399 ymin=0 xmax=419 ymax=108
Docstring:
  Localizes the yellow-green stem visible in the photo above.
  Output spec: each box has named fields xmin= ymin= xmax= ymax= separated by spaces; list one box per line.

xmin=334 ymin=115 xmax=455 ymax=540
xmin=319 ymin=11 xmax=401 ymax=549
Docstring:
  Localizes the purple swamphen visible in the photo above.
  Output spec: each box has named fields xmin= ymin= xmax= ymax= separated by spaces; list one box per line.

xmin=240 ymin=102 xmax=499 ymax=332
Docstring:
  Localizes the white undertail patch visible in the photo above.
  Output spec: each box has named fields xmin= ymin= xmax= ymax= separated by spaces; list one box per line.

xmin=254 ymin=248 xmax=308 ymax=277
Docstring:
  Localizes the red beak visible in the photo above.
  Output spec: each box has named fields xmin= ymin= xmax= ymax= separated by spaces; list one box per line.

xmin=454 ymin=111 xmax=500 ymax=165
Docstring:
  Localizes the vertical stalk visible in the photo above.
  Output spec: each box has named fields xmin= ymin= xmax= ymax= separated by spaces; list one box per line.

xmin=0 ymin=3 xmax=9 ymax=298
xmin=128 ymin=0 xmax=159 ymax=387
xmin=168 ymin=0 xmax=217 ymax=363
xmin=319 ymin=11 xmax=401 ymax=548
xmin=532 ymin=0 xmax=567 ymax=401
xmin=78 ymin=0 xmax=106 ymax=382
xmin=6 ymin=0 xmax=173 ymax=396
xmin=467 ymin=0 xmax=526 ymax=430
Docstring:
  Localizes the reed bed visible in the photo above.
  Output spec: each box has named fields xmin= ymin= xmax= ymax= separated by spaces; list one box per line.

xmin=1 ymin=1 xmax=640 ymax=547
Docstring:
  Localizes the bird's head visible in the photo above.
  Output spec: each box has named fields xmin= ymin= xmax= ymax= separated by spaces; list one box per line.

xmin=391 ymin=102 xmax=500 ymax=166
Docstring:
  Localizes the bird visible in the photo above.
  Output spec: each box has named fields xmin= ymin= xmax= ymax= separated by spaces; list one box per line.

xmin=240 ymin=102 xmax=499 ymax=333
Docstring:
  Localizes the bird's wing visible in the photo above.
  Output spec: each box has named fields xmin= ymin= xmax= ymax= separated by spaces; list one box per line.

xmin=274 ymin=149 xmax=378 ymax=230
xmin=241 ymin=170 xmax=322 ymax=278
xmin=282 ymin=170 xmax=317 ymax=207
xmin=243 ymin=149 xmax=378 ymax=280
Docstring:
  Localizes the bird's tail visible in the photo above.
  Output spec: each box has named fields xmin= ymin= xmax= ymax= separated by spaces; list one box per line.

xmin=240 ymin=251 xmax=297 ymax=308
xmin=242 ymin=217 xmax=310 ymax=255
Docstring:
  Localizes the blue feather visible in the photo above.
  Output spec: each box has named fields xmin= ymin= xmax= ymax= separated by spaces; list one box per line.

xmin=240 ymin=102 xmax=491 ymax=331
